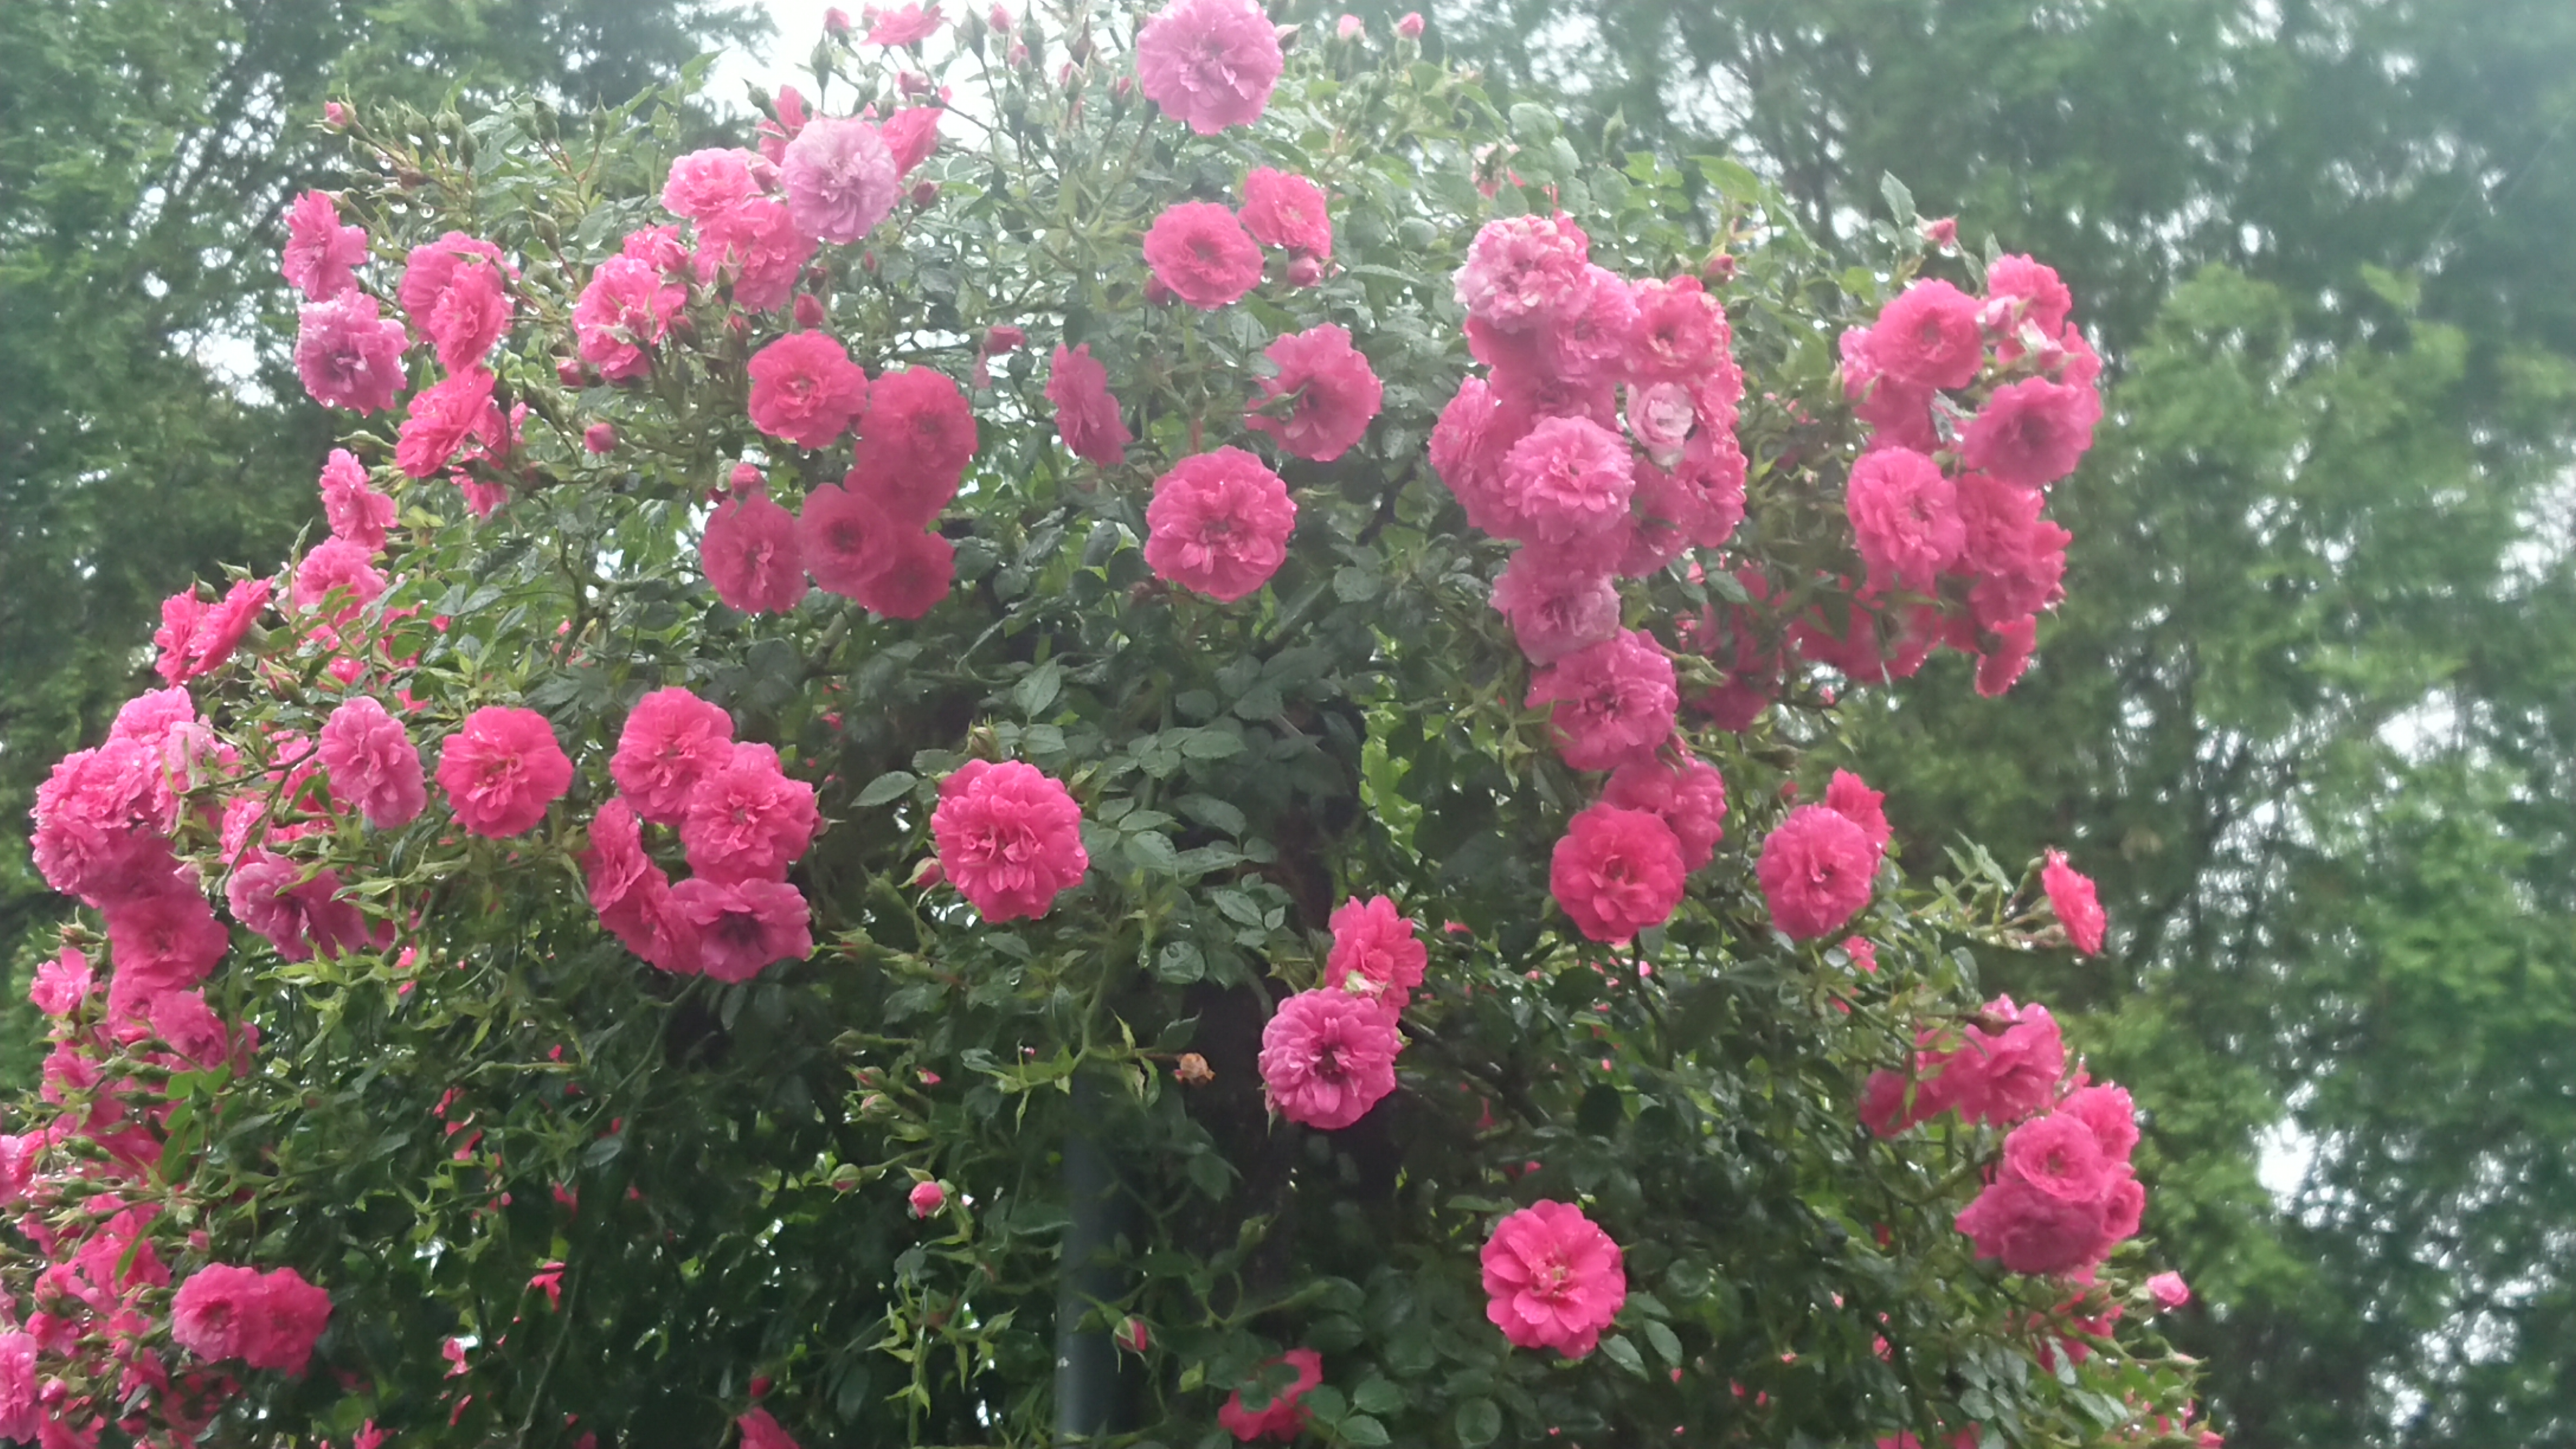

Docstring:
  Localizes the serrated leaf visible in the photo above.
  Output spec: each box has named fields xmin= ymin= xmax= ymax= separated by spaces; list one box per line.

xmin=1880 ymin=170 xmax=1915 ymax=221
xmin=1600 ymin=1332 xmax=1647 ymax=1377
xmin=1644 ymin=1319 xmax=1683 ymax=1367
xmin=1014 ymin=660 xmax=1063 ymax=717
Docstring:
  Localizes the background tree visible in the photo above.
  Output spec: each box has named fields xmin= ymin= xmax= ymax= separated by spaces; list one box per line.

xmin=0 ymin=0 xmax=763 ymax=1068
xmin=1340 ymin=1 xmax=2576 ymax=1442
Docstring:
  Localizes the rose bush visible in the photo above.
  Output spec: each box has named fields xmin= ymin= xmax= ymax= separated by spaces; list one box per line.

xmin=2 ymin=2 xmax=2195 ymax=1445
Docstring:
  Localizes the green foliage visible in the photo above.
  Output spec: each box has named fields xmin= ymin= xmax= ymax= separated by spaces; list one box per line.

xmin=0 ymin=0 xmax=764 ymax=1081
xmin=1365 ymin=1 xmax=2576 ymax=1442
xmin=2 ymin=9 xmax=2204 ymax=1446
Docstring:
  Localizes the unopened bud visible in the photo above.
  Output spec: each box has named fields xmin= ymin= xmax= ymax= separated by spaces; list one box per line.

xmin=989 ymin=4 xmax=1012 ymax=32
xmin=1114 ymin=1317 xmax=1150 ymax=1354
xmin=909 ymin=179 xmax=941 ymax=208
xmin=823 ymin=7 xmax=852 ymax=37
xmin=323 ymin=101 xmax=353 ymax=129
xmin=582 ymin=423 xmax=616 ymax=454
xmin=793 ymin=292 xmax=827 ymax=329
xmin=1702 ymin=251 xmax=1738 ymax=284
xmin=728 ymin=462 xmax=764 ymax=493
xmin=555 ymin=357 xmax=587 ymax=387
xmin=1923 ymin=216 xmax=1959 ymax=249
xmin=1337 ymin=14 xmax=1363 ymax=40
xmin=908 ymin=1180 xmax=948 ymax=1217
xmin=1285 ymin=255 xmax=1323 ymax=288
xmin=982 ymin=324 xmax=1026 ymax=354
xmin=1396 ymin=11 xmax=1425 ymax=38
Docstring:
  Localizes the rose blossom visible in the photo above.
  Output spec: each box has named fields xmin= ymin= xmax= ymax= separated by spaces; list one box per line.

xmin=680 ymin=742 xmax=820 ymax=883
xmin=1866 ymin=278 xmax=1984 ymax=390
xmin=223 ymin=849 xmax=372 ymax=966
xmin=30 ymin=948 xmax=93 ymax=1016
xmin=394 ymin=366 xmax=500 ymax=478
xmin=169 ymin=1264 xmax=333 ymax=1374
xmin=1046 ymin=343 xmax=1132 ymax=467
xmin=1217 ymin=1349 xmax=1323 ymax=1442
xmin=294 ymin=291 xmax=408 ymax=414
xmin=1541 ymin=265 xmax=1639 ymax=381
xmin=696 ymin=198 xmax=818 ymax=313
xmin=1144 ymin=447 xmax=1297 ymax=602
xmin=1142 ymin=201 xmax=1265 ymax=309
xmin=290 ymin=538 xmax=388 ymax=622
xmin=1846 ymin=446 xmax=1965 ymax=595
xmin=1960 ymin=377 xmax=2099 ymax=491
xmin=783 ymin=116 xmax=900 ymax=244
xmin=1239 ymin=168 xmax=1331 ymax=259
xmin=318 ymin=448 xmax=394 ymax=553
xmin=580 ymin=800 xmax=701 ymax=973
xmin=1824 ymin=769 xmax=1892 ymax=859
xmin=397 ymin=232 xmax=513 ymax=372
xmin=281 ymin=190 xmax=367 ymax=301
xmin=1625 ymin=381 xmax=1697 ymax=465
xmin=1756 ymin=804 xmax=1876 ymax=939
xmin=2042 ymin=848 xmax=2107 ymax=954
xmin=1258 ymin=988 xmax=1401 ymax=1129
xmin=1549 ymin=803 xmax=1686 ymax=944
xmin=154 ymin=578 xmax=271 ymax=686
xmin=436 ymin=706 xmax=573 ymax=838
xmin=1986 ymin=254 xmax=2074 ymax=336
xmin=930 ymin=760 xmax=1089 ymax=921
xmin=1602 ymin=753 xmax=1727 ymax=871
xmin=1134 ymin=0 xmax=1285 ymax=136
xmin=1629 ymin=275 xmax=1734 ymax=382
xmin=661 ymin=148 xmax=765 ymax=220
xmin=849 ymin=365 xmax=978 ymax=525
xmin=1429 ymin=376 xmax=1533 ymax=535
xmin=1324 ymin=895 xmax=1427 ymax=1016
xmin=865 ymin=2 xmax=942 ymax=46
xmin=317 ymin=696 xmax=428 ymax=829
xmin=701 ymin=485 xmax=807 ymax=616
xmin=1454 ymin=213 xmax=1589 ymax=330
xmin=1245 ymin=324 xmax=1382 ymax=462
xmin=1525 ymin=629 xmax=1678 ymax=772
xmin=0 ymin=1330 xmax=33 ymax=1443
xmin=30 ymin=738 xmax=181 ymax=905
xmin=1489 ymin=541 xmax=1622 ymax=665
xmin=670 ymin=876 xmax=812 ymax=982
xmin=1495 ymin=415 xmax=1635 ymax=544
xmin=1480 ymin=1200 xmax=1626 ymax=1358
xmin=882 ymin=105 xmax=943 ymax=176
xmin=104 ymin=885 xmax=229 ymax=1018
xmin=747 ymin=331 xmax=870 ymax=448
xmin=611 ymin=687 xmax=735 ymax=824
xmin=2148 ymin=1272 xmax=2192 ymax=1310
xmin=574 ymin=256 xmax=685 ymax=382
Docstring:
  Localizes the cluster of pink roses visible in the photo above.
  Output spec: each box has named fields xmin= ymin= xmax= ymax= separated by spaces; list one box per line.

xmin=699 ymin=330 xmax=976 ymax=620
xmin=1822 ymin=257 xmax=2100 ymax=695
xmin=1257 ymin=895 xmax=1423 ymax=1129
xmin=1861 ymin=995 xmax=2147 ymax=1277
xmin=579 ymin=688 xmax=819 ymax=982
xmin=1424 ymin=214 xmax=1749 ymax=945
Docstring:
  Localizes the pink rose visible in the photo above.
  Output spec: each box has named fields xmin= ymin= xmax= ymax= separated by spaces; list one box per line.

xmin=1217 ymin=1349 xmax=1323 ymax=1442
xmin=436 ymin=706 xmax=573 ymax=838
xmin=2042 ymin=848 xmax=2107 ymax=954
xmin=1134 ymin=0 xmax=1284 ymax=136
xmin=1549 ymin=803 xmax=1685 ymax=944
xmin=865 ymin=2 xmax=943 ymax=45
xmin=294 ymin=291 xmax=409 ymax=414
xmin=1046 ymin=343 xmax=1132 ymax=467
xmin=1489 ymin=540 xmax=1622 ymax=665
xmin=929 ymin=761 xmax=1088 ymax=921
xmin=1846 ymin=446 xmax=1965 ymax=595
xmin=1866 ymin=278 xmax=1984 ymax=390
xmin=1259 ymin=988 xmax=1401 ymax=1130
xmin=1756 ymin=804 xmax=1876 ymax=939
xmin=1525 ymin=629 xmax=1678 ymax=773
xmin=703 ymin=486 xmax=809 ymax=615
xmin=849 ymin=365 xmax=978 ymax=526
xmin=1323 ymin=895 xmax=1427 ymax=1017
xmin=1961 ymin=377 xmax=2099 ymax=491
xmin=281 ymin=190 xmax=368 ymax=301
xmin=317 ymin=696 xmax=428 ymax=829
xmin=680 ymin=742 xmax=820 ymax=883
xmin=747 ymin=331 xmax=870 ymax=449
xmin=1144 ymin=447 xmax=1297 ymax=602
xmin=1245 ymin=324 xmax=1382 ymax=462
xmin=1494 ymin=415 xmax=1634 ymax=545
xmin=1625 ymin=381 xmax=1696 ymax=465
xmin=611 ymin=687 xmax=736 ymax=825
xmin=2147 ymin=1272 xmax=2192 ymax=1310
xmin=396 ymin=231 xmax=513 ymax=372
xmin=670 ymin=876 xmax=812 ymax=982
xmin=908 ymin=1179 xmax=947 ymax=1217
xmin=1239 ymin=168 xmax=1332 ymax=259
xmin=1480 ymin=1200 xmax=1626 ymax=1358
xmin=1142 ymin=201 xmax=1265 ymax=309
xmin=1602 ymin=753 xmax=1727 ymax=871
xmin=1454 ymin=213 xmax=1590 ymax=331
xmin=782 ymin=116 xmax=900 ymax=244
xmin=574 ymin=256 xmax=685 ymax=381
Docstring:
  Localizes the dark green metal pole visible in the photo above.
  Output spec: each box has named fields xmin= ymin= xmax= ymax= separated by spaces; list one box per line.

xmin=1055 ymin=1075 xmax=1125 ymax=1442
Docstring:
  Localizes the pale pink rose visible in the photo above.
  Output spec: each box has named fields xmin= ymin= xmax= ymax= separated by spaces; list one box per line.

xmin=1134 ymin=0 xmax=1285 ymax=136
xmin=782 ymin=116 xmax=900 ymax=244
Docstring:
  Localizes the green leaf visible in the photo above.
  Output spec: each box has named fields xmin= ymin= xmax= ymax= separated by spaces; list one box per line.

xmin=1014 ymin=660 xmax=1064 ymax=717
xmin=1125 ymin=830 xmax=1181 ymax=874
xmin=1339 ymin=1414 xmax=1390 ymax=1447
xmin=1351 ymin=1379 xmax=1403 ymax=1418
xmin=1599 ymin=1333 xmax=1647 ymax=1378
xmin=856 ymin=771 xmax=917 ymax=807
xmin=1644 ymin=1319 xmax=1683 ymax=1368
xmin=1455 ymin=1398 xmax=1502 ymax=1447
xmin=1880 ymin=169 xmax=1915 ymax=222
